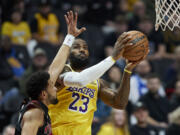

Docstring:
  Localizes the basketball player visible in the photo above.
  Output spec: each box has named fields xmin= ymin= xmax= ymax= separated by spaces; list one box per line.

xmin=15 ymin=11 xmax=86 ymax=135
xmin=48 ymin=19 xmax=142 ymax=135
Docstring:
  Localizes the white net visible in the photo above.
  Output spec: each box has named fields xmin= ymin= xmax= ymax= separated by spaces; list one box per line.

xmin=155 ymin=0 xmax=180 ymax=31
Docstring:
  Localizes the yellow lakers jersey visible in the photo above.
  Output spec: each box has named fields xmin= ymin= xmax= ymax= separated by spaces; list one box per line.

xmin=97 ymin=122 xmax=130 ymax=135
xmin=1 ymin=21 xmax=31 ymax=45
xmin=48 ymin=66 xmax=99 ymax=135
xmin=35 ymin=13 xmax=59 ymax=44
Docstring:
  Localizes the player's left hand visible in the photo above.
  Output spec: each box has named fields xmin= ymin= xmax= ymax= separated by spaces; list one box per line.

xmin=112 ymin=32 xmax=132 ymax=61
xmin=124 ymin=60 xmax=140 ymax=71
xmin=64 ymin=11 xmax=86 ymax=37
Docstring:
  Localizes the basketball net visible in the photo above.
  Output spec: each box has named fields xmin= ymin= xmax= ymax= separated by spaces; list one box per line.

xmin=155 ymin=0 xmax=180 ymax=31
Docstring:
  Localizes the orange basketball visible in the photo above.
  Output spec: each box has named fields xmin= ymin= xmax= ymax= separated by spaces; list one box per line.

xmin=123 ymin=31 xmax=149 ymax=62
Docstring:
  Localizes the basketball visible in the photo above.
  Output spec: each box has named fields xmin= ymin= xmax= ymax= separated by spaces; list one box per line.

xmin=123 ymin=31 xmax=149 ymax=62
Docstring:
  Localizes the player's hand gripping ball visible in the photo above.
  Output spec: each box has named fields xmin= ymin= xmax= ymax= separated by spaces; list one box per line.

xmin=123 ymin=31 xmax=149 ymax=62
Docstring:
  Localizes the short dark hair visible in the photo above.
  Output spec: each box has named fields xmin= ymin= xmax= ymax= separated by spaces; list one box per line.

xmin=26 ymin=71 xmax=50 ymax=100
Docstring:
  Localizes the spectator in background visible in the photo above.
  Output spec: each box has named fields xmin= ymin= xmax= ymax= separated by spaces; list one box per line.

xmin=163 ymin=28 xmax=180 ymax=52
xmin=0 ymin=87 xmax=23 ymax=131
xmin=104 ymin=15 xmax=128 ymax=54
xmin=0 ymin=35 xmax=25 ymax=94
xmin=19 ymin=48 xmax=48 ymax=96
xmin=115 ymin=0 xmax=129 ymax=15
xmin=71 ymin=1 xmax=87 ymax=24
xmin=1 ymin=9 xmax=31 ymax=45
xmin=169 ymin=80 xmax=180 ymax=112
xmin=165 ymin=46 xmax=180 ymax=90
xmin=106 ymin=65 xmax=122 ymax=89
xmin=130 ymin=102 xmax=158 ymax=135
xmin=0 ymin=36 xmax=15 ymax=93
xmin=127 ymin=0 xmax=139 ymax=11
xmin=128 ymin=0 xmax=146 ymax=30
xmin=129 ymin=60 xmax=165 ymax=104
xmin=167 ymin=107 xmax=180 ymax=135
xmin=0 ymin=35 xmax=25 ymax=78
xmin=139 ymin=74 xmax=170 ymax=128
xmin=92 ymin=99 xmax=112 ymax=135
xmin=2 ymin=125 xmax=15 ymax=135
xmin=13 ymin=0 xmax=29 ymax=21
xmin=86 ymin=0 xmax=118 ymax=25
xmin=30 ymin=0 xmax=63 ymax=46
xmin=97 ymin=109 xmax=130 ymax=135
xmin=142 ymin=0 xmax=155 ymax=16
xmin=103 ymin=15 xmax=128 ymax=68
xmin=137 ymin=16 xmax=164 ymax=56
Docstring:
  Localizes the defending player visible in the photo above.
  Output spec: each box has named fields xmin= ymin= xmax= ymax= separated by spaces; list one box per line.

xmin=48 ymin=16 xmax=142 ymax=135
xmin=15 ymin=11 xmax=86 ymax=135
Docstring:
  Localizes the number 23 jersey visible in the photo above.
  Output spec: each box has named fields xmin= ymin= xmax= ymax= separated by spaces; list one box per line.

xmin=48 ymin=75 xmax=100 ymax=135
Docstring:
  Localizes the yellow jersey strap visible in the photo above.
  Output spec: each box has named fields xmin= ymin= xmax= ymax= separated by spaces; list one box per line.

xmin=65 ymin=64 xmax=74 ymax=72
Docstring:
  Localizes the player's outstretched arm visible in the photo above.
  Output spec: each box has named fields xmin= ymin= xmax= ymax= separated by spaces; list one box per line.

xmin=98 ymin=61 xmax=140 ymax=109
xmin=48 ymin=11 xmax=86 ymax=86
xmin=21 ymin=109 xmax=44 ymax=135
xmin=59 ymin=33 xmax=132 ymax=87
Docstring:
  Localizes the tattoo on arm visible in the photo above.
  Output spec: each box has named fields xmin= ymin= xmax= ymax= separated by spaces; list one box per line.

xmin=98 ymin=72 xmax=131 ymax=109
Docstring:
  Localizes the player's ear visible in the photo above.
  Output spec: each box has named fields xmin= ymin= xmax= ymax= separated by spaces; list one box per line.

xmin=40 ymin=90 xmax=47 ymax=99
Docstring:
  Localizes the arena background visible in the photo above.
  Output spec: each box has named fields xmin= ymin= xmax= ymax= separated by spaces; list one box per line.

xmin=0 ymin=0 xmax=180 ymax=135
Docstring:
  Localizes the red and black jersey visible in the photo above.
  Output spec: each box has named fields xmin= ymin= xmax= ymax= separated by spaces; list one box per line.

xmin=15 ymin=100 xmax=52 ymax=135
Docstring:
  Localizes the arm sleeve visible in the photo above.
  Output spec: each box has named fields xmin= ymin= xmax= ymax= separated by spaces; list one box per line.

xmin=60 ymin=56 xmax=115 ymax=87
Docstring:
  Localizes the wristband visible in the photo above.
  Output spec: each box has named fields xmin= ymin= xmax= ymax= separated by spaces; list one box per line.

xmin=106 ymin=56 xmax=116 ymax=64
xmin=110 ymin=56 xmax=116 ymax=63
xmin=63 ymin=34 xmax=75 ymax=47
xmin=124 ymin=69 xmax=132 ymax=74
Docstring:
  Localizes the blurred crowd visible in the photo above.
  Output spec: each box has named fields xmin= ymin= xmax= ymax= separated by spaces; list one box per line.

xmin=0 ymin=0 xmax=180 ymax=135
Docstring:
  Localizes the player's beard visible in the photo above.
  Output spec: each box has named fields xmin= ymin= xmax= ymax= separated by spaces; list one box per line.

xmin=69 ymin=53 xmax=89 ymax=70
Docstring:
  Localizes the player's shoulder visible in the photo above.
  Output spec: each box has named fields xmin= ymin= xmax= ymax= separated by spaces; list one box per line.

xmin=23 ymin=108 xmax=44 ymax=122
xmin=20 ymin=21 xmax=30 ymax=26
xmin=49 ymin=13 xmax=58 ymax=18
xmin=62 ymin=64 xmax=73 ymax=73
xmin=2 ymin=21 xmax=12 ymax=27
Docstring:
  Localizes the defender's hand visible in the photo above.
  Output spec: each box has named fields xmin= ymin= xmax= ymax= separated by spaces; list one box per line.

xmin=112 ymin=32 xmax=132 ymax=61
xmin=64 ymin=11 xmax=86 ymax=37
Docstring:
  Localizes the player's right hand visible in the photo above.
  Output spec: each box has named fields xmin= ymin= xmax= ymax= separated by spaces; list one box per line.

xmin=64 ymin=11 xmax=86 ymax=37
xmin=111 ymin=32 xmax=133 ymax=61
